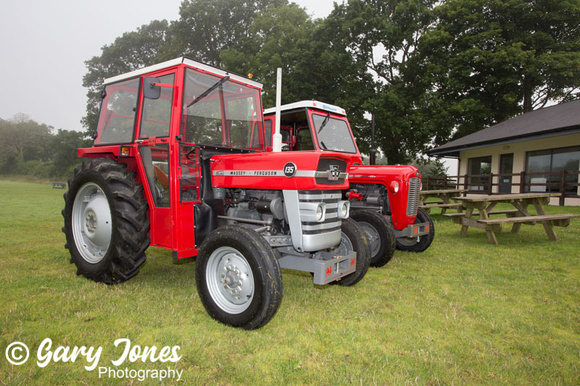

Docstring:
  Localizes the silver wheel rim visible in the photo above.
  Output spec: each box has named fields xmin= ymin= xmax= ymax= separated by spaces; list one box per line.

xmin=206 ymin=246 xmax=255 ymax=314
xmin=358 ymin=221 xmax=380 ymax=256
xmin=71 ymin=182 xmax=112 ymax=264
xmin=397 ymin=235 xmax=420 ymax=247
xmin=336 ymin=230 xmax=354 ymax=256
xmin=398 ymin=219 xmax=423 ymax=247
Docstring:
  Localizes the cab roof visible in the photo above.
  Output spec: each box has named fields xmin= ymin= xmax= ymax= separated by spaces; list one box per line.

xmin=264 ymin=100 xmax=347 ymax=116
xmin=103 ymin=57 xmax=263 ymax=89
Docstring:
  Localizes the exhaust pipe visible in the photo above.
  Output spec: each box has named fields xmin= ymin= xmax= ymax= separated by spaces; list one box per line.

xmin=272 ymin=67 xmax=283 ymax=153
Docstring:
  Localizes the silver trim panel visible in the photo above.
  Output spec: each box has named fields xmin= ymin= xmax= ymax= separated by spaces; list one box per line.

xmin=213 ymin=170 xmax=317 ymax=177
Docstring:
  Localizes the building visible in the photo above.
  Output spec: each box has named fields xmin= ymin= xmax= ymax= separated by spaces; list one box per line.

xmin=429 ymin=99 xmax=580 ymax=205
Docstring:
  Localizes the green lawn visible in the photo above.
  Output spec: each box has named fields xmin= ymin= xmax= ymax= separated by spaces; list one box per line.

xmin=1 ymin=179 xmax=579 ymax=384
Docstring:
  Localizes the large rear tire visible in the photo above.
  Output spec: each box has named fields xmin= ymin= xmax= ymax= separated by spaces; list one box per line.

xmin=196 ymin=226 xmax=282 ymax=330
xmin=350 ymin=210 xmax=396 ymax=267
xmin=333 ymin=218 xmax=371 ymax=287
xmin=62 ymin=158 xmax=150 ymax=284
xmin=395 ymin=208 xmax=435 ymax=252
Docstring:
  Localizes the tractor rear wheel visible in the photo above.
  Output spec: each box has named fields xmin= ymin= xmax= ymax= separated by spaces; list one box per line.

xmin=196 ymin=226 xmax=282 ymax=330
xmin=333 ymin=218 xmax=371 ymax=286
xmin=350 ymin=210 xmax=396 ymax=267
xmin=62 ymin=158 xmax=150 ymax=284
xmin=395 ymin=208 xmax=435 ymax=252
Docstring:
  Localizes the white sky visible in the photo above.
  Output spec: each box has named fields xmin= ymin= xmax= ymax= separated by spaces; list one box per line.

xmin=0 ymin=0 xmax=339 ymax=131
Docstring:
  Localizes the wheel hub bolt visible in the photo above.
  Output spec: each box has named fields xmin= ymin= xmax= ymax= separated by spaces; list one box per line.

xmin=86 ymin=212 xmax=97 ymax=233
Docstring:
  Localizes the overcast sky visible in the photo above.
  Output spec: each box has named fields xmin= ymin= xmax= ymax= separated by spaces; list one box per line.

xmin=0 ymin=0 xmax=339 ymax=131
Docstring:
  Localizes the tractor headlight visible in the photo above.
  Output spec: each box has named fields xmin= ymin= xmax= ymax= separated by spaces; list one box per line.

xmin=300 ymin=202 xmax=327 ymax=223
xmin=316 ymin=205 xmax=324 ymax=222
xmin=389 ymin=181 xmax=400 ymax=194
xmin=337 ymin=200 xmax=350 ymax=219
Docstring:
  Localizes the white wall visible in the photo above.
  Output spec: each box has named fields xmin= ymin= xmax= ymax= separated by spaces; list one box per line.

xmin=458 ymin=132 xmax=580 ymax=205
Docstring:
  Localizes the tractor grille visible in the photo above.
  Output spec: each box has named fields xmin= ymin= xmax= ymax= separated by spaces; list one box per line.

xmin=314 ymin=158 xmax=347 ymax=185
xmin=406 ymin=177 xmax=421 ymax=217
xmin=298 ymin=190 xmax=342 ymax=235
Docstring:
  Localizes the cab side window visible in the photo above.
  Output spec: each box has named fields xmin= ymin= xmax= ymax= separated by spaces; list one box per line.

xmin=296 ymin=127 xmax=314 ymax=150
xmin=140 ymin=74 xmax=175 ymax=139
xmin=95 ymin=78 xmax=140 ymax=145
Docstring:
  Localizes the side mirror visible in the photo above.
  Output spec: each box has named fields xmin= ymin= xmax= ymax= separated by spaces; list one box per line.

xmin=143 ymin=77 xmax=161 ymax=100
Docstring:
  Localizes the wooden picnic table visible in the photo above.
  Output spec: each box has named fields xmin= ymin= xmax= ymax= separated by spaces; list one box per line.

xmin=447 ymin=193 xmax=580 ymax=245
xmin=420 ymin=189 xmax=467 ymax=214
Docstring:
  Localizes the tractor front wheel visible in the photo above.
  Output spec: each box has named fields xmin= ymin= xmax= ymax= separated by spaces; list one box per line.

xmin=62 ymin=158 xmax=150 ymax=284
xmin=333 ymin=218 xmax=371 ymax=286
xmin=396 ymin=208 xmax=435 ymax=252
xmin=196 ymin=226 xmax=282 ymax=329
xmin=350 ymin=210 xmax=396 ymax=267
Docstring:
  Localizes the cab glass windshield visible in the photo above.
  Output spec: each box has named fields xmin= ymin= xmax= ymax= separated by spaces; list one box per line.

xmin=181 ymin=68 xmax=263 ymax=149
xmin=312 ymin=113 xmax=357 ymax=153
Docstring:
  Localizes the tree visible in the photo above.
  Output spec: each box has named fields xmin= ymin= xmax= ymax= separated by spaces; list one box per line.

xmin=415 ymin=0 xmax=580 ymax=141
xmin=82 ymin=1 xmax=292 ymax=132
xmin=219 ymin=2 xmax=318 ymax=106
xmin=0 ymin=114 xmax=51 ymax=173
xmin=164 ymin=0 xmax=288 ymax=66
xmin=320 ymin=0 xmax=438 ymax=164
xmin=47 ymin=129 xmax=92 ymax=176
xmin=83 ymin=20 xmax=169 ymax=132
xmin=414 ymin=157 xmax=448 ymax=178
xmin=81 ymin=0 xmax=580 ymax=166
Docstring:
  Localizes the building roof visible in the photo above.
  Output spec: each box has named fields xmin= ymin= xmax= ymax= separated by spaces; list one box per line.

xmin=429 ymin=99 xmax=580 ymax=157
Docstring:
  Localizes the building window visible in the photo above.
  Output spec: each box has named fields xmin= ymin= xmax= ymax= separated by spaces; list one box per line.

xmin=467 ymin=156 xmax=492 ymax=191
xmin=526 ymin=146 xmax=580 ymax=193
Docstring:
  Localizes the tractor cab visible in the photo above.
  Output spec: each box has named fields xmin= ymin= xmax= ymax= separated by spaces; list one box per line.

xmin=82 ymin=58 xmax=267 ymax=258
xmin=264 ymin=101 xmax=360 ymax=157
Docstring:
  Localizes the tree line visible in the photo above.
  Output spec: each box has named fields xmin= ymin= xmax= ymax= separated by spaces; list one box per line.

xmin=6 ymin=0 xmax=577 ymax=180
xmin=83 ymin=0 xmax=580 ymax=164
xmin=0 ymin=114 xmax=91 ymax=179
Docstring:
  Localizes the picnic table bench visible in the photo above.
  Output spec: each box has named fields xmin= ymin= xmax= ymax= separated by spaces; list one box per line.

xmin=446 ymin=193 xmax=580 ymax=245
xmin=419 ymin=189 xmax=466 ymax=214
xmin=52 ymin=182 xmax=67 ymax=189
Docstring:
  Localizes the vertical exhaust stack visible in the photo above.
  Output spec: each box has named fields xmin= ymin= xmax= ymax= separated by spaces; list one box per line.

xmin=369 ymin=113 xmax=376 ymax=165
xmin=272 ymin=68 xmax=283 ymax=153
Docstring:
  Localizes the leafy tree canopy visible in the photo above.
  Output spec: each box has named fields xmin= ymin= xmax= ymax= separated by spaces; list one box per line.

xmin=81 ymin=0 xmax=580 ymax=165
xmin=0 ymin=114 xmax=90 ymax=177
xmin=0 ymin=114 xmax=51 ymax=170
xmin=82 ymin=20 xmax=170 ymax=132
xmin=414 ymin=0 xmax=580 ymax=141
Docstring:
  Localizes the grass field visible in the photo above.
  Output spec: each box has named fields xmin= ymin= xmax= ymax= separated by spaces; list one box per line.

xmin=1 ymin=179 xmax=579 ymax=384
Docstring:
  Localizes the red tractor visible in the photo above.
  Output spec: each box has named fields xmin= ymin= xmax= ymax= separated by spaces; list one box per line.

xmin=263 ymin=101 xmax=434 ymax=267
xmin=62 ymin=59 xmax=370 ymax=330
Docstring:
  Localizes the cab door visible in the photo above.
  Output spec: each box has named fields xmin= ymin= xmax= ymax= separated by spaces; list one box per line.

xmin=135 ymin=72 xmax=176 ymax=249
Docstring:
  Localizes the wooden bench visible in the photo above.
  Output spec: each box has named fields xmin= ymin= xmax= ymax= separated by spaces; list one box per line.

xmin=486 ymin=209 xmax=519 ymax=216
xmin=421 ymin=200 xmax=444 ymax=205
xmin=443 ymin=212 xmax=466 ymax=217
xmin=420 ymin=202 xmax=463 ymax=214
xmin=420 ymin=202 xmax=461 ymax=208
xmin=451 ymin=193 xmax=578 ymax=244
xmin=477 ymin=213 xmax=580 ymax=226
xmin=444 ymin=209 xmax=518 ymax=218
xmin=477 ymin=213 xmax=580 ymax=242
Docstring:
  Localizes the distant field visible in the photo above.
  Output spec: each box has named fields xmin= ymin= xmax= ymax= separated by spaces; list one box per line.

xmin=1 ymin=179 xmax=579 ymax=384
